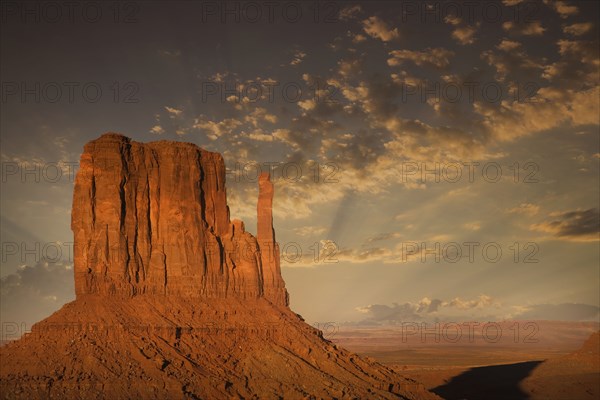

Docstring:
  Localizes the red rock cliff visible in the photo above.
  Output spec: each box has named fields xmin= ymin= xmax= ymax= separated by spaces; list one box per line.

xmin=257 ymin=172 xmax=288 ymax=306
xmin=71 ymin=133 xmax=288 ymax=306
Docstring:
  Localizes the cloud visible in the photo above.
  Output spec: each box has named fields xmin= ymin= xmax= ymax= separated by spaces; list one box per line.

xmin=165 ymin=106 xmax=183 ymax=117
xmin=289 ymin=51 xmax=307 ymax=66
xmin=502 ymin=21 xmax=546 ymax=36
xmin=387 ymin=48 xmax=454 ymax=68
xmin=463 ymin=222 xmax=481 ymax=231
xmin=481 ymin=43 xmax=543 ymax=82
xmin=507 ymin=203 xmax=540 ymax=216
xmin=149 ymin=125 xmax=165 ymax=135
xmin=364 ymin=232 xmax=402 ymax=243
xmin=542 ymin=39 xmax=600 ymax=93
xmin=336 ymin=57 xmax=363 ymax=79
xmin=282 ymin=239 xmax=395 ymax=268
xmin=544 ymin=0 xmax=579 ymax=18
xmin=447 ymin=295 xmax=494 ymax=310
xmin=352 ymin=33 xmax=367 ymax=44
xmin=1 ymin=261 xmax=75 ymax=335
xmin=192 ymin=116 xmax=243 ymax=140
xmin=451 ymin=24 xmax=478 ymax=45
xmin=355 ymin=303 xmax=422 ymax=322
xmin=474 ymin=86 xmax=600 ymax=142
xmin=184 ymin=29 xmax=597 ymax=233
xmin=513 ymin=303 xmax=599 ymax=321
xmin=293 ymin=226 xmax=327 ymax=237
xmin=444 ymin=16 xmax=479 ymax=45
xmin=243 ymin=107 xmax=277 ymax=127
xmin=530 ymin=208 xmax=600 ymax=242
xmin=497 ymin=39 xmax=521 ymax=51
xmin=356 ymin=295 xmax=498 ymax=323
xmin=362 ymin=16 xmax=400 ymax=42
xmin=336 ymin=246 xmax=394 ymax=263
xmin=563 ymin=22 xmax=594 ymax=36
xmin=338 ymin=4 xmax=362 ymax=21
xmin=543 ymin=39 xmax=600 ymax=87
xmin=357 ymin=299 xmax=600 ymax=323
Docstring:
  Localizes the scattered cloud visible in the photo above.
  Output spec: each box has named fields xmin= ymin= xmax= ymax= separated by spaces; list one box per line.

xmin=502 ymin=21 xmax=546 ymax=36
xmin=165 ymin=106 xmax=183 ymax=117
xmin=355 ymin=295 xmax=498 ymax=323
xmin=447 ymin=295 xmax=494 ymax=310
xmin=444 ymin=16 xmax=479 ymax=45
xmin=507 ymin=203 xmax=541 ymax=216
xmin=289 ymin=51 xmax=307 ymax=66
xmin=193 ymin=116 xmax=243 ymax=140
xmin=364 ymin=232 xmax=402 ymax=244
xmin=544 ymin=0 xmax=579 ymax=18
xmin=356 ymin=298 xmax=600 ymax=323
xmin=362 ymin=16 xmax=400 ymax=42
xmin=244 ymin=107 xmax=277 ymax=127
xmin=497 ymin=39 xmax=521 ymax=51
xmin=463 ymin=222 xmax=481 ymax=231
xmin=293 ymin=226 xmax=327 ymax=237
xmin=150 ymin=125 xmax=165 ymax=135
xmin=563 ymin=22 xmax=594 ymax=36
xmin=352 ymin=33 xmax=367 ymax=44
xmin=338 ymin=4 xmax=362 ymax=21
xmin=387 ymin=48 xmax=454 ymax=68
xmin=451 ymin=24 xmax=479 ymax=45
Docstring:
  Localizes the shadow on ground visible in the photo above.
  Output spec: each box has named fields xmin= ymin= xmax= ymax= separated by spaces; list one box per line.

xmin=432 ymin=360 xmax=543 ymax=400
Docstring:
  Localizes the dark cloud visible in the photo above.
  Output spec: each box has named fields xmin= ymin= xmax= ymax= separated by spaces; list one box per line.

xmin=532 ymin=208 xmax=599 ymax=241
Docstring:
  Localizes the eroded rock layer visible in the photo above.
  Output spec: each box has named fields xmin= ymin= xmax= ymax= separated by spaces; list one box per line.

xmin=71 ymin=133 xmax=287 ymax=305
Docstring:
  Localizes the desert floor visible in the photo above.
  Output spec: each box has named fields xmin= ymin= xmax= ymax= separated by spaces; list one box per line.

xmin=332 ymin=320 xmax=600 ymax=400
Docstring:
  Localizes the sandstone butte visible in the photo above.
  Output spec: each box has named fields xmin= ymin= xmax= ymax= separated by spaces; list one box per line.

xmin=0 ymin=133 xmax=440 ymax=400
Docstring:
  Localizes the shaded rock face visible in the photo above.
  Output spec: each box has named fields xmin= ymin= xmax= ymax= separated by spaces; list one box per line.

xmin=71 ymin=133 xmax=288 ymax=305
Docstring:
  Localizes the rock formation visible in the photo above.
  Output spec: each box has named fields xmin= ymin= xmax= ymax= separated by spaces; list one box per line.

xmin=71 ymin=133 xmax=288 ymax=305
xmin=0 ymin=133 xmax=439 ymax=400
xmin=257 ymin=172 xmax=288 ymax=306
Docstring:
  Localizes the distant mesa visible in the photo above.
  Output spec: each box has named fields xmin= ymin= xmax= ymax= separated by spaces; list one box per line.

xmin=0 ymin=133 xmax=440 ymax=399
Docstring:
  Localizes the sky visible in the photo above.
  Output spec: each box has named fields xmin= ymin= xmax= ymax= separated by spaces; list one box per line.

xmin=1 ymin=1 xmax=599 ymax=336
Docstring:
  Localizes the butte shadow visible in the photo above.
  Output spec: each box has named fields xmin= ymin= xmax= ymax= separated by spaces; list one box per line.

xmin=432 ymin=360 xmax=543 ymax=400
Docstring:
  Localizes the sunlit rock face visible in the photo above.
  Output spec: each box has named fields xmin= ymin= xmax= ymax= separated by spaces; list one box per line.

xmin=71 ymin=133 xmax=288 ymax=306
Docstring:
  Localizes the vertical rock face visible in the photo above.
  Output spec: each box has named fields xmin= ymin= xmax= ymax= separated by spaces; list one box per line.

xmin=257 ymin=172 xmax=288 ymax=306
xmin=71 ymin=133 xmax=288 ymax=305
